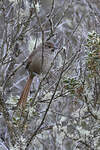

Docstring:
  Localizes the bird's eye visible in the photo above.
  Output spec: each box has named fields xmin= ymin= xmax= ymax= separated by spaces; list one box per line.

xmin=45 ymin=42 xmax=54 ymax=49
xmin=51 ymin=48 xmax=55 ymax=52
xmin=48 ymin=45 xmax=52 ymax=48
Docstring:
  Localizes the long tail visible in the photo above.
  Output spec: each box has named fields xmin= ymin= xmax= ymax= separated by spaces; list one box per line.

xmin=17 ymin=75 xmax=33 ymax=108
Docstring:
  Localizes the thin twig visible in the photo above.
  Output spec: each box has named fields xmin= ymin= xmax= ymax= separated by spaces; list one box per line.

xmin=0 ymin=91 xmax=16 ymax=146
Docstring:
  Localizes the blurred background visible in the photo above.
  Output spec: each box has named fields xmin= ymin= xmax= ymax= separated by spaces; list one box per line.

xmin=0 ymin=0 xmax=100 ymax=150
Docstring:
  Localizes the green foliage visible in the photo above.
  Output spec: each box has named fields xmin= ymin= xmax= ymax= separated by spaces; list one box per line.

xmin=86 ymin=31 xmax=100 ymax=76
xmin=64 ymin=78 xmax=80 ymax=94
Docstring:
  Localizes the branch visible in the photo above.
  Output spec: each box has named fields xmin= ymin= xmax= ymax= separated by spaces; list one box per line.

xmin=0 ymin=90 xmax=16 ymax=146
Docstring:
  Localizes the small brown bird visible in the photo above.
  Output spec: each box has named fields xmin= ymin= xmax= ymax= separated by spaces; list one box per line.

xmin=17 ymin=41 xmax=57 ymax=108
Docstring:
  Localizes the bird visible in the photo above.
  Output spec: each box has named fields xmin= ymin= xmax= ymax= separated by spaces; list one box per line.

xmin=17 ymin=41 xmax=57 ymax=108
